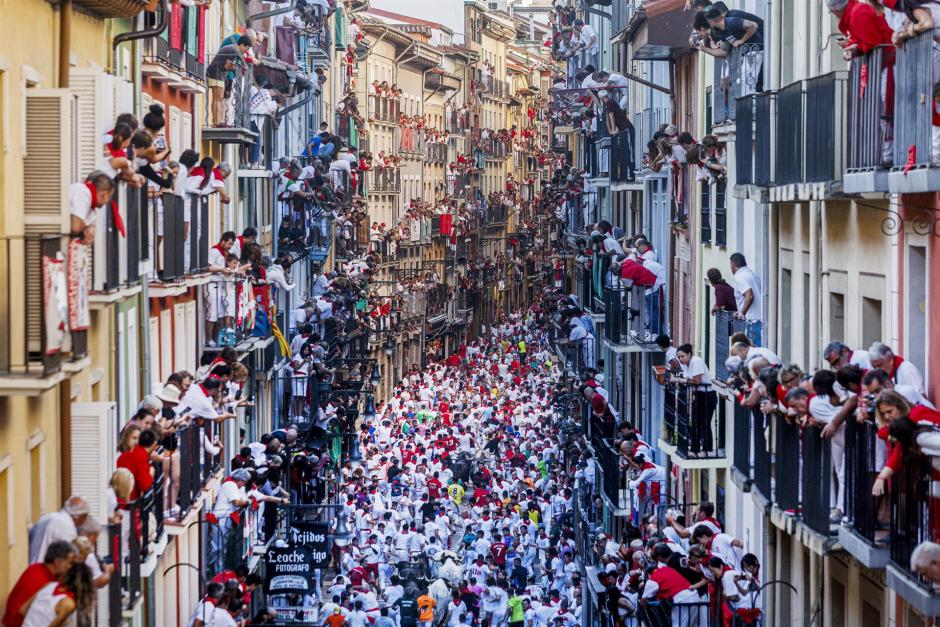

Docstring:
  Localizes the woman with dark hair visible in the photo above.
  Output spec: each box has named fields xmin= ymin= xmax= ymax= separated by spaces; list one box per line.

xmin=22 ymin=562 xmax=95 ymax=626
xmin=101 ymin=122 xmax=144 ymax=186
xmin=675 ymin=343 xmax=718 ymax=456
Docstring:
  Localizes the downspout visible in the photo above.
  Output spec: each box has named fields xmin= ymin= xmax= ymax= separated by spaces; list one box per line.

xmin=276 ymin=85 xmax=315 ymax=120
xmin=59 ymin=0 xmax=71 ymax=88
xmin=111 ymin=0 xmax=169 ymax=74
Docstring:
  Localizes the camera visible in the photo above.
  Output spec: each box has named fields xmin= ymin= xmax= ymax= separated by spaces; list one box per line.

xmin=865 ymin=393 xmax=877 ymax=420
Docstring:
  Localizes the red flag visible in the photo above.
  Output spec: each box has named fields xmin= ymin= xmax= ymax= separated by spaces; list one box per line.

xmin=859 ymin=64 xmax=868 ymax=98
xmin=110 ymin=200 xmax=126 ymax=238
xmin=903 ymin=144 xmax=917 ymax=175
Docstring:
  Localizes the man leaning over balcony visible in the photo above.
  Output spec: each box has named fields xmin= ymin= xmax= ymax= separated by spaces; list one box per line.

xmin=67 ymin=172 xmax=113 ymax=334
xmin=599 ymin=90 xmax=635 ymax=180
xmin=705 ymin=5 xmax=764 ymax=96
xmin=206 ymin=36 xmax=252 ymax=128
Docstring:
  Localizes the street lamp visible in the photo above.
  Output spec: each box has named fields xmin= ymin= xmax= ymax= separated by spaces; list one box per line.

xmin=347 ymin=437 xmax=363 ymax=468
xmin=363 ymin=394 xmax=376 ymax=422
xmin=369 ymin=363 xmax=381 ymax=388
xmin=331 ymin=509 xmax=353 ymax=547
xmin=385 ymin=336 xmax=395 ymax=356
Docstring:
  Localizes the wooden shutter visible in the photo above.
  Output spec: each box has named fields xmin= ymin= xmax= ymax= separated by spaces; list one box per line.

xmin=159 ymin=309 xmax=172 ymax=383
xmin=69 ymin=68 xmax=114 ymax=180
xmin=149 ymin=315 xmax=160 ymax=391
xmin=174 ymin=303 xmax=186 ymax=371
xmin=184 ymin=300 xmax=197 ymax=373
xmin=70 ymin=402 xmax=117 ymax=522
xmin=24 ymin=90 xmax=71 ymax=232
xmin=169 ymin=106 xmax=182 ymax=159
xmin=140 ymin=92 xmax=153 ymax=119
xmin=181 ymin=112 xmax=193 ymax=153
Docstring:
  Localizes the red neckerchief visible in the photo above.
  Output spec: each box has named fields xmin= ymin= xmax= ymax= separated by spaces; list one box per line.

xmin=106 ymin=142 xmax=126 ymax=158
xmin=85 ymin=180 xmax=126 ymax=237
xmin=891 ymin=355 xmax=904 ymax=380
xmin=199 ymin=383 xmax=210 ymax=396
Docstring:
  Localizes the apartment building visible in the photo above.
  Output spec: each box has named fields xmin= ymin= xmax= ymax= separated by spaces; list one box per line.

xmin=554 ymin=0 xmax=940 ymax=624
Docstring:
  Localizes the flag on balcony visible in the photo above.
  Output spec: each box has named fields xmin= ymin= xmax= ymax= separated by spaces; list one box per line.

xmin=169 ymin=2 xmax=183 ymax=51
xmin=43 ymin=252 xmax=67 ymax=355
xmin=440 ymin=213 xmax=453 ymax=235
xmin=66 ymin=239 xmax=91 ymax=333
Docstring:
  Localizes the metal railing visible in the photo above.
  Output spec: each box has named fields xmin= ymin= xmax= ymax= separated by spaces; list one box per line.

xmin=713 ymin=43 xmax=763 ymax=125
xmin=752 ymin=407 xmax=772 ymax=500
xmin=447 ymin=109 xmax=470 ymax=134
xmin=775 ymin=80 xmax=804 ymax=185
xmin=205 ymin=276 xmax=256 ymax=347
xmin=609 ymin=129 xmax=636 ymax=182
xmin=714 ymin=310 xmax=761 ymax=380
xmin=801 ymin=424 xmax=832 ymax=536
xmin=775 ymin=413 xmax=801 ymax=512
xmin=804 ymin=72 xmax=846 ymax=183
xmin=735 ymin=94 xmax=754 ymax=185
xmin=426 ymin=142 xmax=447 ymax=164
xmin=890 ymin=451 xmax=936 ymax=590
xmin=369 ymin=94 xmax=401 ymax=123
xmin=892 ymin=30 xmax=934 ymax=171
xmin=672 ymin=382 xmax=724 ymax=459
xmin=0 ymin=235 xmax=64 ymax=376
xmin=844 ymin=417 xmax=882 ymax=545
xmin=847 ymin=46 xmax=890 ymax=172
xmin=732 ymin=403 xmax=751 ymax=478
xmin=371 ymin=168 xmax=401 ymax=193
xmin=207 ymin=62 xmax=253 ymax=130
xmin=754 ymin=91 xmax=775 ymax=186
xmin=603 ymin=284 xmax=648 ymax=346
xmin=633 ymin=107 xmax=671 ymax=174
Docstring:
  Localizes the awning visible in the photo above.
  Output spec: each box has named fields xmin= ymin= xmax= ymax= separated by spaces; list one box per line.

xmin=630 ymin=0 xmax=695 ymax=61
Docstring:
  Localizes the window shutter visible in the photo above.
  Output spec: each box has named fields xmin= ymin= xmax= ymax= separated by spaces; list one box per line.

xmin=149 ymin=315 xmax=160 ymax=391
xmin=69 ymin=68 xmax=115 ymax=180
xmin=184 ymin=300 xmax=196 ymax=373
xmin=181 ymin=112 xmax=193 ymax=153
xmin=71 ymin=401 xmax=117 ymax=627
xmin=159 ymin=309 xmax=172 ymax=383
xmin=173 ymin=303 xmax=186 ymax=371
xmin=24 ymin=90 xmax=71 ymax=233
xmin=140 ymin=92 xmax=153 ymax=119
xmin=169 ymin=106 xmax=182 ymax=159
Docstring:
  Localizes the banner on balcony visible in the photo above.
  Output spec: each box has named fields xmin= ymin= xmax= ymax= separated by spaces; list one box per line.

xmin=266 ymin=546 xmax=316 ymax=595
xmin=66 ymin=240 xmax=91 ymax=332
xmin=287 ymin=521 xmax=330 ymax=568
xmin=548 ymin=88 xmax=627 ymax=113
xmin=43 ymin=250 xmax=67 ymax=356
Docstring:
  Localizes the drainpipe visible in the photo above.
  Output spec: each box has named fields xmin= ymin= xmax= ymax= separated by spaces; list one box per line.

xmin=111 ymin=0 xmax=169 ymax=74
xmin=276 ymin=85 xmax=315 ymax=120
xmin=59 ymin=0 xmax=71 ymax=88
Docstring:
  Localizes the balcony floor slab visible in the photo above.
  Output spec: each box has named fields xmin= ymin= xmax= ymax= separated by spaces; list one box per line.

xmin=888 ymin=167 xmax=940 ymax=194
xmin=843 ymin=169 xmax=890 ymax=195
xmin=837 ymin=525 xmax=890 ymax=569
xmin=886 ymin=565 xmax=940 ymax=616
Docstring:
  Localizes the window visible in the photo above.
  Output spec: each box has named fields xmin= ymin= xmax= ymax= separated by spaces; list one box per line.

xmin=780 ymin=268 xmax=792 ymax=361
xmin=829 ymin=292 xmax=845 ymax=344
xmin=907 ymin=244 xmax=927 ymax=380
xmin=28 ymin=434 xmax=44 ymax=524
xmin=862 ymin=297 xmax=882 ymax=349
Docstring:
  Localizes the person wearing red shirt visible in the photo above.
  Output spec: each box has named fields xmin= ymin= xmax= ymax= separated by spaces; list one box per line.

xmin=116 ymin=429 xmax=158 ymax=499
xmin=611 ymin=257 xmax=657 ymax=287
xmin=2 ymin=541 xmax=76 ymax=627
xmin=427 ymin=473 xmax=443 ymax=499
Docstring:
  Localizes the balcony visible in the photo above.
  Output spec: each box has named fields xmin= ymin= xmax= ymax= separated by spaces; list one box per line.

xmin=844 ymin=46 xmax=891 ymax=193
xmin=203 ymin=276 xmax=262 ymax=348
xmin=202 ymin=64 xmax=258 ymax=144
xmin=770 ymin=72 xmax=847 ymax=200
xmin=632 ymin=107 xmax=671 ymax=175
xmin=609 ymin=128 xmax=636 ymax=186
xmin=0 ymin=235 xmax=77 ymax=386
xmin=91 ymin=182 xmax=149 ymax=299
xmin=603 ymin=285 xmax=660 ymax=350
xmin=447 ymin=110 xmax=470 ymax=134
xmin=482 ymin=203 xmax=509 ymax=225
xmin=661 ymin=381 xmax=726 ymax=465
xmin=482 ymin=138 xmax=511 ymax=161
xmin=152 ymin=193 xmax=210 ymax=284
xmin=369 ymin=94 xmax=401 ymax=125
xmin=482 ymin=76 xmax=511 ymax=100
xmin=714 ymin=310 xmax=761 ymax=380
xmin=141 ymin=36 xmax=205 ymax=93
xmin=713 ymin=44 xmax=758 ymax=126
xmin=575 ymin=263 xmax=602 ymax=315
xmin=889 ymin=31 xmax=940 ymax=193
xmin=426 ymin=142 xmax=447 ymax=164
xmin=839 ymin=417 xmax=890 ymax=568
xmin=371 ymin=168 xmax=401 ymax=194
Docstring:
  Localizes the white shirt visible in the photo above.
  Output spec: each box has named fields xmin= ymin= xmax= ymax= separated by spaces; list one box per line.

xmin=188 ymin=599 xmax=217 ymax=627
xmin=181 ymin=384 xmax=220 ymax=420
xmin=681 ymin=355 xmax=713 ymax=387
xmin=733 ymin=266 xmax=763 ymax=322
xmin=895 ymin=360 xmax=925 ymax=395
xmin=212 ymin=479 xmax=246 ymax=519
xmin=68 ymin=182 xmax=98 ymax=226
xmin=28 ymin=510 xmax=78 ymax=565
xmin=643 ymin=258 xmax=667 ymax=290
xmin=578 ymin=24 xmax=599 ymax=54
xmin=808 ymin=396 xmax=842 ymax=425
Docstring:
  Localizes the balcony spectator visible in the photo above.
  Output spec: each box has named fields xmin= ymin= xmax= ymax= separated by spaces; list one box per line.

xmin=27 ymin=497 xmax=90 ymax=566
xmin=181 ymin=375 xmax=238 ymax=423
xmin=911 ymin=541 xmax=940 ymax=586
xmin=869 ymin=391 xmax=940 ymax=497
xmin=707 ymin=553 xmax=762 ymax=622
xmin=706 ymin=268 xmax=738 ymax=315
xmin=729 ymin=252 xmax=763 ymax=344
xmin=20 ymin=561 xmax=93 ymax=627
xmin=75 ymin=517 xmax=114 ymax=589
xmin=206 ymin=231 xmax=239 ymax=346
xmin=2 ymin=541 xmax=78 ymax=627
xmin=189 ymin=581 xmax=226 ymax=627
xmin=805 ymin=370 xmax=857 ymax=522
xmin=569 ymin=19 xmax=599 ymax=67
xmin=705 ymin=4 xmax=764 ymax=95
xmin=863 ymin=367 xmax=935 ymax=408
xmin=675 ymin=343 xmax=718 ymax=456
xmin=117 ymin=429 xmax=157 ymax=502
xmin=599 ymin=90 xmax=635 ymax=175
xmin=206 ymin=36 xmax=251 ymax=127
xmin=868 ymin=341 xmax=925 ymax=394
xmin=209 ymin=469 xmax=251 ymax=573
xmin=249 ymin=76 xmax=279 ymax=168
xmin=822 ymin=340 xmax=873 ymax=370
